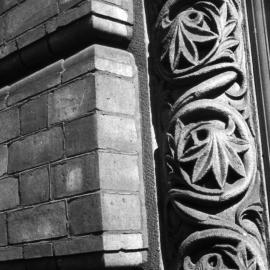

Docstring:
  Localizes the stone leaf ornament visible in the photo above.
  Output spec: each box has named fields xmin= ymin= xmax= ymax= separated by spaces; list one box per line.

xmin=153 ymin=0 xmax=269 ymax=269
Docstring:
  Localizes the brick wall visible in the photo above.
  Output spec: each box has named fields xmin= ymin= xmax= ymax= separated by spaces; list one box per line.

xmin=0 ymin=44 xmax=148 ymax=268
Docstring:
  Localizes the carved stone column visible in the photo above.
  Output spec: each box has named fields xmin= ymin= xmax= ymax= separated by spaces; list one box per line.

xmin=148 ymin=0 xmax=270 ymax=269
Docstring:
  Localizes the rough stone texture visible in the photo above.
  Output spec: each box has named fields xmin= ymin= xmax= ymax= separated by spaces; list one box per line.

xmin=65 ymin=114 xmax=137 ymax=157
xmin=102 ymin=233 xmax=143 ymax=251
xmin=23 ymin=242 xmax=53 ymax=259
xmin=98 ymin=152 xmax=139 ymax=191
xmin=8 ymin=202 xmax=67 ymax=244
xmin=0 ymin=86 xmax=9 ymax=111
xmin=0 ymin=247 xmax=23 ymax=262
xmin=0 ymin=145 xmax=8 ymax=177
xmin=0 ymin=214 xmax=7 ymax=246
xmin=48 ymin=76 xmax=95 ymax=124
xmin=54 ymin=235 xmax=103 ymax=256
xmin=51 ymin=154 xmax=98 ymax=199
xmin=5 ymin=0 xmax=58 ymax=40
xmin=8 ymin=61 xmax=63 ymax=106
xmin=101 ymin=193 xmax=141 ymax=231
xmin=63 ymin=45 xmax=136 ymax=82
xmin=94 ymin=73 xmax=136 ymax=115
xmin=8 ymin=127 xmax=64 ymax=173
xmin=68 ymin=194 xmax=102 ymax=235
xmin=0 ymin=178 xmax=19 ymax=211
xmin=65 ymin=115 xmax=96 ymax=157
xmin=96 ymin=114 xmax=138 ymax=153
xmin=20 ymin=167 xmax=50 ymax=205
xmin=103 ymin=252 xmax=143 ymax=268
xmin=0 ymin=108 xmax=19 ymax=143
xmin=20 ymin=94 xmax=48 ymax=135
xmin=0 ymin=0 xmax=18 ymax=15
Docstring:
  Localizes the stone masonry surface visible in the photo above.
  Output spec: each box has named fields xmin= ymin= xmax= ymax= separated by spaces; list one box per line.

xmin=0 ymin=44 xmax=146 ymax=267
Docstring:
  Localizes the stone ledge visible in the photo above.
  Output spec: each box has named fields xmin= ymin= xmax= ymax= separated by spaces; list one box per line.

xmin=0 ymin=1 xmax=133 ymax=88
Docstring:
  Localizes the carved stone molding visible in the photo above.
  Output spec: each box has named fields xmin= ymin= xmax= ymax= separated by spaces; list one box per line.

xmin=151 ymin=0 xmax=269 ymax=269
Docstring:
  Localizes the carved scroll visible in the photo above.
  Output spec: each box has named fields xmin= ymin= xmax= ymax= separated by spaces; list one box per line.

xmin=153 ymin=0 xmax=269 ymax=269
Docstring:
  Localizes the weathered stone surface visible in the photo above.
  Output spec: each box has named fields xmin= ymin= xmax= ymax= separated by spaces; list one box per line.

xmin=54 ymin=235 xmax=103 ymax=256
xmin=51 ymin=154 xmax=98 ymax=199
xmin=96 ymin=114 xmax=137 ymax=153
xmin=8 ymin=60 xmax=63 ymax=106
xmin=68 ymin=194 xmax=102 ymax=235
xmin=0 ymin=144 xmax=8 ymax=177
xmin=0 ymin=0 xmax=18 ymax=15
xmin=0 ymin=108 xmax=19 ymax=143
xmin=103 ymin=252 xmax=143 ymax=268
xmin=58 ymin=0 xmax=84 ymax=12
xmin=5 ymin=0 xmax=58 ymax=40
xmin=20 ymin=94 xmax=48 ymax=135
xmin=0 ymin=178 xmax=19 ymax=211
xmin=65 ymin=115 xmax=96 ymax=156
xmin=0 ymin=246 xmax=23 ymax=261
xmin=101 ymin=193 xmax=141 ymax=231
xmin=8 ymin=127 xmax=64 ymax=173
xmin=8 ymin=202 xmax=67 ymax=244
xmin=48 ymin=76 xmax=95 ymax=124
xmin=0 ymin=86 xmax=9 ymax=110
xmin=0 ymin=214 xmax=7 ymax=246
xmin=102 ymin=233 xmax=143 ymax=251
xmin=24 ymin=242 xmax=53 ymax=259
xmin=17 ymin=24 xmax=46 ymax=49
xmin=98 ymin=152 xmax=139 ymax=191
xmin=63 ymin=45 xmax=136 ymax=82
xmin=94 ymin=73 xmax=136 ymax=115
xmin=20 ymin=167 xmax=50 ymax=205
xmin=65 ymin=114 xmax=137 ymax=156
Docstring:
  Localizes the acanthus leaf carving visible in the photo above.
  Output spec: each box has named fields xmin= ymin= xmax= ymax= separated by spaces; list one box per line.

xmin=151 ymin=0 xmax=269 ymax=268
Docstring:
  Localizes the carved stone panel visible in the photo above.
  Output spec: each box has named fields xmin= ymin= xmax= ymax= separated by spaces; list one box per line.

xmin=147 ymin=0 xmax=269 ymax=269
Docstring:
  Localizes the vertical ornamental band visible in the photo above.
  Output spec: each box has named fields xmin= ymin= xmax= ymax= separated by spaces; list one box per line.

xmin=154 ymin=0 xmax=269 ymax=269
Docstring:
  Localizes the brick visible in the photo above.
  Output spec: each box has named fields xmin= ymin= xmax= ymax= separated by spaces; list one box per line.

xmin=68 ymin=194 xmax=102 ymax=235
xmin=5 ymin=0 xmax=58 ymax=40
xmin=63 ymin=45 xmax=136 ymax=82
xmin=8 ymin=60 xmax=63 ymax=106
xmin=65 ymin=114 xmax=137 ymax=156
xmin=20 ymin=95 xmax=48 ymax=135
xmin=0 ymin=108 xmax=19 ymax=143
xmin=0 ymin=0 xmax=18 ymax=15
xmin=48 ymin=76 xmax=95 ymax=124
xmin=8 ymin=201 xmax=67 ymax=244
xmin=0 ymin=178 xmax=19 ymax=211
xmin=0 ymin=40 xmax=17 ymax=59
xmin=96 ymin=114 xmax=137 ymax=152
xmin=0 ymin=247 xmax=22 ymax=262
xmin=54 ymin=235 xmax=103 ymax=256
xmin=103 ymin=252 xmax=143 ymax=268
xmin=101 ymin=193 xmax=141 ymax=231
xmin=17 ymin=24 xmax=46 ymax=49
xmin=0 ymin=214 xmax=7 ymax=246
xmin=8 ymin=127 xmax=64 ymax=173
xmin=0 ymin=145 xmax=8 ymax=177
xmin=98 ymin=152 xmax=139 ymax=191
xmin=24 ymin=242 xmax=53 ymax=259
xmin=20 ymin=167 xmax=50 ymax=205
xmin=102 ymin=234 xmax=143 ymax=251
xmin=94 ymin=73 xmax=136 ymax=115
xmin=65 ymin=115 xmax=96 ymax=156
xmin=0 ymin=86 xmax=9 ymax=110
xmin=51 ymin=154 xmax=98 ymax=199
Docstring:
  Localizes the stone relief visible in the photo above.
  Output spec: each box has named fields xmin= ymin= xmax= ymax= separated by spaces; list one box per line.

xmin=152 ymin=0 xmax=269 ymax=269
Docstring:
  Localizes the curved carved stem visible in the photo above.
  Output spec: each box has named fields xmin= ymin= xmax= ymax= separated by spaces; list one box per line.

xmin=153 ymin=0 xmax=269 ymax=269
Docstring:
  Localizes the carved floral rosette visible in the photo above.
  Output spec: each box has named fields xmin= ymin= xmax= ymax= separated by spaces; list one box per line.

xmin=153 ymin=0 xmax=269 ymax=269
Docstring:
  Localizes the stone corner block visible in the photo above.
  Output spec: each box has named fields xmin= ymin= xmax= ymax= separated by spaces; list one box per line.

xmin=63 ymin=45 xmax=137 ymax=82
